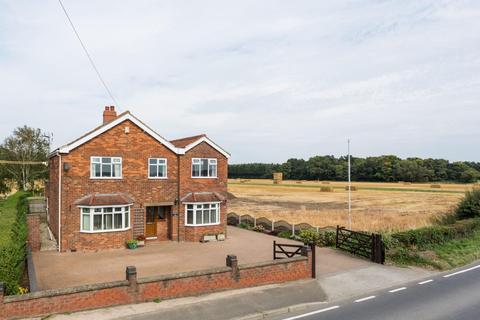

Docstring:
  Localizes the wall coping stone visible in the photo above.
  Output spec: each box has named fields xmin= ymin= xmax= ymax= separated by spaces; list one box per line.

xmin=4 ymin=280 xmax=129 ymax=303
xmin=238 ymin=256 xmax=307 ymax=270
xmin=137 ymin=266 xmax=232 ymax=284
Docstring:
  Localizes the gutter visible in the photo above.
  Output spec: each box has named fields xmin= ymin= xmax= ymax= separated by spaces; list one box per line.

xmin=177 ymin=154 xmax=181 ymax=242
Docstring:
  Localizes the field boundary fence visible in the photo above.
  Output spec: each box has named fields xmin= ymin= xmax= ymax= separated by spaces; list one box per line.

xmin=227 ymin=212 xmax=385 ymax=265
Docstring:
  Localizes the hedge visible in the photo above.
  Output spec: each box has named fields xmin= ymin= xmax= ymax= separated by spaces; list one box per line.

xmin=0 ymin=193 xmax=29 ymax=295
xmin=390 ymin=218 xmax=480 ymax=250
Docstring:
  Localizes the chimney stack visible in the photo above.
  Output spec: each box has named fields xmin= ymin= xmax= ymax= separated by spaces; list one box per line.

xmin=103 ymin=106 xmax=117 ymax=124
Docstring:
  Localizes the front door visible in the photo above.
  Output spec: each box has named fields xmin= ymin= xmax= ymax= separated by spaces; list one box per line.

xmin=145 ymin=207 xmax=157 ymax=238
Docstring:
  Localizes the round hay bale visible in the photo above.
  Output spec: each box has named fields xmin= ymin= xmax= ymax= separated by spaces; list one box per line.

xmin=321 ymin=181 xmax=330 ymax=185
xmin=320 ymin=186 xmax=334 ymax=192
xmin=430 ymin=184 xmax=441 ymax=189
xmin=345 ymin=186 xmax=357 ymax=191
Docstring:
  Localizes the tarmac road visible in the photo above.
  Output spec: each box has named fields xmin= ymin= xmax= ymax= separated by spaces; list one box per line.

xmin=274 ymin=263 xmax=480 ymax=320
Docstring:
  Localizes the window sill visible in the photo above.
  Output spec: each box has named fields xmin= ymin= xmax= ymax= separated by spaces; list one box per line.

xmin=191 ymin=176 xmax=218 ymax=179
xmin=80 ymin=227 xmax=131 ymax=234
xmin=89 ymin=177 xmax=123 ymax=180
xmin=185 ymin=223 xmax=221 ymax=227
xmin=148 ymin=177 xmax=168 ymax=180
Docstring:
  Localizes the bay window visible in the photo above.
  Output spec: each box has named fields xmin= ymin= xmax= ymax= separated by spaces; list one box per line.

xmin=91 ymin=157 xmax=122 ymax=178
xmin=185 ymin=203 xmax=220 ymax=226
xmin=192 ymin=158 xmax=217 ymax=178
xmin=80 ymin=206 xmax=130 ymax=232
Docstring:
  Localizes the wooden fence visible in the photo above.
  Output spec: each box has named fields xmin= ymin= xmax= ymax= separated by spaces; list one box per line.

xmin=227 ymin=212 xmax=336 ymax=236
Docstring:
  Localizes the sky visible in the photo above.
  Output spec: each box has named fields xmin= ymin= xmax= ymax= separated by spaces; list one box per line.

xmin=0 ymin=0 xmax=479 ymax=164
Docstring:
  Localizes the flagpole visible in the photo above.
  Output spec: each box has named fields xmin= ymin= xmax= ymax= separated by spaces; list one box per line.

xmin=348 ymin=139 xmax=352 ymax=229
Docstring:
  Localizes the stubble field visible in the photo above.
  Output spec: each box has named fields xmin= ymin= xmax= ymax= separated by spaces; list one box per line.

xmin=227 ymin=179 xmax=471 ymax=232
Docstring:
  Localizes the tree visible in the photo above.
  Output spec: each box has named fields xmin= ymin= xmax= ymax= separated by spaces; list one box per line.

xmin=456 ymin=188 xmax=480 ymax=219
xmin=0 ymin=126 xmax=49 ymax=191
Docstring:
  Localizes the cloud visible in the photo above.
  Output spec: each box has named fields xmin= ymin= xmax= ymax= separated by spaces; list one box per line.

xmin=0 ymin=0 xmax=479 ymax=163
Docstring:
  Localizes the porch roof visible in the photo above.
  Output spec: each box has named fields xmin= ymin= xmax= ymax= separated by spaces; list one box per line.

xmin=74 ymin=193 xmax=134 ymax=206
xmin=180 ymin=192 xmax=226 ymax=203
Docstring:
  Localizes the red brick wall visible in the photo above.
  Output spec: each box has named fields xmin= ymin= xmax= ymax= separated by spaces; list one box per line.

xmin=1 ymin=252 xmax=311 ymax=320
xmin=26 ymin=214 xmax=41 ymax=252
xmin=178 ymin=142 xmax=228 ymax=242
xmin=59 ymin=120 xmax=178 ymax=252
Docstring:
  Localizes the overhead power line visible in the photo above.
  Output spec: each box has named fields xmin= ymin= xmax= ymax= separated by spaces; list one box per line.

xmin=57 ymin=0 xmax=119 ymax=106
xmin=0 ymin=160 xmax=47 ymax=165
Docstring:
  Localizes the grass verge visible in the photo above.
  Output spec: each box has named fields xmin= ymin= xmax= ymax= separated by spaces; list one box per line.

xmin=0 ymin=192 xmax=27 ymax=245
xmin=388 ymin=230 xmax=480 ymax=270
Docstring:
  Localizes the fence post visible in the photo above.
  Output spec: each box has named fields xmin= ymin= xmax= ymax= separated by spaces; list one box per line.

xmin=126 ymin=266 xmax=138 ymax=293
xmin=292 ymin=224 xmax=295 ymax=237
xmin=335 ymin=225 xmax=340 ymax=248
xmin=272 ymin=221 xmax=275 ymax=232
xmin=273 ymin=240 xmax=276 ymax=260
xmin=254 ymin=217 xmax=256 ymax=227
xmin=239 ymin=215 xmax=242 ymax=224
xmin=370 ymin=233 xmax=376 ymax=262
xmin=372 ymin=234 xmax=385 ymax=264
xmin=0 ymin=282 xmax=4 ymax=303
xmin=226 ymin=254 xmax=239 ymax=280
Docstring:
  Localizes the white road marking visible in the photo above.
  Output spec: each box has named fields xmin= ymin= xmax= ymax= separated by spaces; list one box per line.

xmin=443 ymin=265 xmax=480 ymax=278
xmin=418 ymin=279 xmax=434 ymax=285
xmin=354 ymin=296 xmax=376 ymax=303
xmin=282 ymin=306 xmax=340 ymax=320
xmin=389 ymin=287 xmax=407 ymax=293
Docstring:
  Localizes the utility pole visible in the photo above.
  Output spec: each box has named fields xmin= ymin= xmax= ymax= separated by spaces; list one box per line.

xmin=348 ymin=139 xmax=352 ymax=229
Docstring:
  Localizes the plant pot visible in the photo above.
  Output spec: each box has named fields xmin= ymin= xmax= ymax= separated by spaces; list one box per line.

xmin=137 ymin=240 xmax=145 ymax=247
xmin=127 ymin=243 xmax=138 ymax=249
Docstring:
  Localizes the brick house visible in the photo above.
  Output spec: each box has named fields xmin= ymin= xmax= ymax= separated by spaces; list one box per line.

xmin=46 ymin=106 xmax=230 ymax=252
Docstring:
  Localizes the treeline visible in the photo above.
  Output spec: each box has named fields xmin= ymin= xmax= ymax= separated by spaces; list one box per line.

xmin=229 ymin=156 xmax=480 ymax=183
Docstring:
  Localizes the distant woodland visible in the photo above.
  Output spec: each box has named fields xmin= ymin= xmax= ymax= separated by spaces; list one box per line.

xmin=229 ymin=156 xmax=480 ymax=183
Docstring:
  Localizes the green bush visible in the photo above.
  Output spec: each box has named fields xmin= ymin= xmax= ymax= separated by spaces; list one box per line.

xmin=277 ymin=231 xmax=292 ymax=239
xmin=298 ymin=228 xmax=319 ymax=244
xmin=456 ymin=189 xmax=480 ymax=220
xmin=320 ymin=231 xmax=336 ymax=247
xmin=238 ymin=222 xmax=251 ymax=229
xmin=390 ymin=219 xmax=480 ymax=250
xmin=0 ymin=193 xmax=29 ymax=295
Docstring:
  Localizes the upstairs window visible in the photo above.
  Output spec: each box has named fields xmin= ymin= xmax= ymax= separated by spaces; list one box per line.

xmin=148 ymin=158 xmax=167 ymax=178
xmin=91 ymin=157 xmax=122 ymax=178
xmin=192 ymin=158 xmax=217 ymax=178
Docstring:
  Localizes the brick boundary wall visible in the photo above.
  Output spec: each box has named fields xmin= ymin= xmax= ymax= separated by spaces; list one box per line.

xmin=0 ymin=247 xmax=312 ymax=320
xmin=26 ymin=213 xmax=41 ymax=252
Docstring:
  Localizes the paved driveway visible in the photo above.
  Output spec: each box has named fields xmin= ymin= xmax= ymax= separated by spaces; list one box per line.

xmin=33 ymin=226 xmax=371 ymax=290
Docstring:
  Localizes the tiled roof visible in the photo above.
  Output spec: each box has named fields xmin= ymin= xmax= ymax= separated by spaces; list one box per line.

xmin=170 ymin=134 xmax=206 ymax=148
xmin=180 ymin=192 xmax=226 ymax=203
xmin=74 ymin=193 xmax=134 ymax=206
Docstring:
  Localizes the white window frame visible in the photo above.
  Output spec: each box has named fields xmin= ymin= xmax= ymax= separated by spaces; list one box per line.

xmin=191 ymin=158 xmax=217 ymax=178
xmin=148 ymin=158 xmax=168 ymax=179
xmin=184 ymin=202 xmax=221 ymax=226
xmin=79 ymin=205 xmax=131 ymax=233
xmin=90 ymin=156 xmax=123 ymax=179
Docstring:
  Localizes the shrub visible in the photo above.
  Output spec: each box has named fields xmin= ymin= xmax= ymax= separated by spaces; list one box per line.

xmin=456 ymin=189 xmax=480 ymax=220
xmin=238 ymin=222 xmax=251 ymax=229
xmin=298 ymin=228 xmax=319 ymax=244
xmin=320 ymin=231 xmax=336 ymax=247
xmin=0 ymin=193 xmax=29 ymax=295
xmin=252 ymin=225 xmax=265 ymax=233
xmin=390 ymin=219 xmax=480 ymax=250
xmin=277 ymin=231 xmax=292 ymax=239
